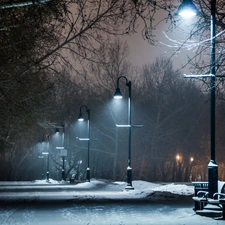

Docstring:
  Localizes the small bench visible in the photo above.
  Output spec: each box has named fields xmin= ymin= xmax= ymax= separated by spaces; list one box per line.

xmin=208 ymin=184 xmax=225 ymax=220
xmin=192 ymin=181 xmax=225 ymax=219
xmin=192 ymin=181 xmax=209 ymax=210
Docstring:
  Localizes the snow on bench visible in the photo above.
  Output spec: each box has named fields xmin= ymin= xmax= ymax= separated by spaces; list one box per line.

xmin=207 ymin=183 xmax=225 ymax=220
xmin=192 ymin=181 xmax=225 ymax=212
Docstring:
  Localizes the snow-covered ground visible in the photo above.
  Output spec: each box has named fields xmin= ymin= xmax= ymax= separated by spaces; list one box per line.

xmin=0 ymin=179 xmax=194 ymax=201
xmin=0 ymin=179 xmax=224 ymax=225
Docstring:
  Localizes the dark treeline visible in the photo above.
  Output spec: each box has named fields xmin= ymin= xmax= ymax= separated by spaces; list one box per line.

xmin=1 ymin=1 xmax=225 ymax=182
xmin=1 ymin=39 xmax=225 ymax=182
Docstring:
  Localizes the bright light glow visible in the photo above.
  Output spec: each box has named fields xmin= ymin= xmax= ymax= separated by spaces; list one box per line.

xmin=179 ymin=10 xmax=196 ymax=18
xmin=116 ymin=124 xmax=143 ymax=128
xmin=79 ymin=138 xmax=90 ymax=141
xmin=78 ymin=118 xmax=84 ymax=122
xmin=113 ymin=87 xmax=123 ymax=99
xmin=114 ymin=95 xmax=122 ymax=99
xmin=176 ymin=0 xmax=199 ymax=19
xmin=116 ymin=125 xmax=131 ymax=127
xmin=42 ymin=152 xmax=49 ymax=155
xmin=184 ymin=74 xmax=215 ymax=78
xmin=176 ymin=154 xmax=181 ymax=161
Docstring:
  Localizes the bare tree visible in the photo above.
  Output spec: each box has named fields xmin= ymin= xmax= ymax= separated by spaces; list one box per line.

xmin=87 ymin=38 xmax=136 ymax=180
xmin=0 ymin=0 xmax=160 ymax=153
xmin=135 ymin=56 xmax=209 ymax=181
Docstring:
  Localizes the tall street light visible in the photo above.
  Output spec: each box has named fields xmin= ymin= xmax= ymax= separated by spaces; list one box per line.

xmin=46 ymin=134 xmax=50 ymax=181
xmin=41 ymin=134 xmax=50 ymax=182
xmin=78 ymin=105 xmax=91 ymax=182
xmin=38 ymin=155 xmax=44 ymax=179
xmin=42 ymin=152 xmax=50 ymax=181
xmin=114 ymin=76 xmax=143 ymax=190
xmin=61 ymin=125 xmax=66 ymax=181
xmin=56 ymin=125 xmax=66 ymax=181
xmin=176 ymin=154 xmax=182 ymax=182
xmin=176 ymin=0 xmax=218 ymax=198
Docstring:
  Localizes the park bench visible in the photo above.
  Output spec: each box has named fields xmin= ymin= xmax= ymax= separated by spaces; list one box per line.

xmin=192 ymin=181 xmax=225 ymax=219
xmin=192 ymin=181 xmax=208 ymax=210
xmin=207 ymin=184 xmax=225 ymax=220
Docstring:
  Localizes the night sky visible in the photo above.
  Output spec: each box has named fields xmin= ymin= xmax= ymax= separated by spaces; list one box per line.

xmin=124 ymin=9 xmax=197 ymax=74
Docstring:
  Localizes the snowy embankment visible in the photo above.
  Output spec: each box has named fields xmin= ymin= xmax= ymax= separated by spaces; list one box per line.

xmin=70 ymin=179 xmax=194 ymax=201
xmin=42 ymin=179 xmax=194 ymax=201
xmin=0 ymin=179 xmax=194 ymax=202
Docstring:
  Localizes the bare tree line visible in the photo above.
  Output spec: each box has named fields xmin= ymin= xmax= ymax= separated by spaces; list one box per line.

xmin=1 ymin=1 xmax=225 ymax=181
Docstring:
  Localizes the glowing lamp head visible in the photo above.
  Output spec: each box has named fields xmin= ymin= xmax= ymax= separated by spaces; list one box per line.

xmin=113 ymin=87 xmax=123 ymax=99
xmin=179 ymin=9 xmax=197 ymax=18
xmin=78 ymin=113 xmax=84 ymax=121
xmin=175 ymin=0 xmax=199 ymax=18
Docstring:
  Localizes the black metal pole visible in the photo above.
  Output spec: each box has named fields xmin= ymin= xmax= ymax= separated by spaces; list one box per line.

xmin=46 ymin=153 xmax=50 ymax=181
xmin=62 ymin=156 xmax=65 ymax=180
xmin=116 ymin=76 xmax=134 ymax=189
xmin=87 ymin=109 xmax=91 ymax=182
xmin=46 ymin=135 xmax=50 ymax=181
xmin=126 ymin=81 xmax=133 ymax=189
xmin=208 ymin=0 xmax=218 ymax=198
xmin=61 ymin=127 xmax=66 ymax=181
xmin=78 ymin=105 xmax=91 ymax=182
xmin=41 ymin=156 xmax=44 ymax=179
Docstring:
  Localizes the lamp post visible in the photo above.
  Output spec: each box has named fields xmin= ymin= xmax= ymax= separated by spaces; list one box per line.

xmin=41 ymin=134 xmax=50 ymax=182
xmin=189 ymin=157 xmax=194 ymax=181
xmin=114 ymin=76 xmax=133 ymax=189
xmin=38 ymin=155 xmax=45 ymax=179
xmin=176 ymin=0 xmax=218 ymax=197
xmin=176 ymin=154 xmax=182 ymax=182
xmin=56 ymin=125 xmax=66 ymax=181
xmin=77 ymin=160 xmax=82 ymax=180
xmin=42 ymin=152 xmax=50 ymax=181
xmin=46 ymin=134 xmax=50 ymax=181
xmin=78 ymin=105 xmax=91 ymax=182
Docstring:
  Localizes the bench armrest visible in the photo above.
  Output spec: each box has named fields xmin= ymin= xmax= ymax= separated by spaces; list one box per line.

xmin=213 ymin=193 xmax=225 ymax=199
xmin=196 ymin=191 xmax=209 ymax=199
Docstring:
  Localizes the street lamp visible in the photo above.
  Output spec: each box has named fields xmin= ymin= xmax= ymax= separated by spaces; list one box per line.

xmin=175 ymin=0 xmax=199 ymax=18
xmin=55 ymin=125 xmax=66 ymax=181
xmin=113 ymin=76 xmax=143 ymax=190
xmin=77 ymin=160 xmax=82 ymax=180
xmin=176 ymin=154 xmax=182 ymax=182
xmin=78 ymin=105 xmax=91 ymax=182
xmin=38 ymin=155 xmax=45 ymax=179
xmin=42 ymin=152 xmax=50 ymax=181
xmin=46 ymin=134 xmax=50 ymax=181
xmin=176 ymin=0 xmax=218 ymax=198
xmin=189 ymin=157 xmax=194 ymax=181
xmin=176 ymin=154 xmax=181 ymax=162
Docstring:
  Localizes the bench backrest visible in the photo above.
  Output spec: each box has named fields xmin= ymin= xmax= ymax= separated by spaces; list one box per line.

xmin=218 ymin=181 xmax=225 ymax=193
xmin=192 ymin=182 xmax=208 ymax=196
xmin=193 ymin=181 xmax=225 ymax=197
xmin=221 ymin=184 xmax=225 ymax=194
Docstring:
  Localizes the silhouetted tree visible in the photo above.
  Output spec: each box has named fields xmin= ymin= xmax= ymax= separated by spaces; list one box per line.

xmin=135 ymin=57 xmax=209 ymax=181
